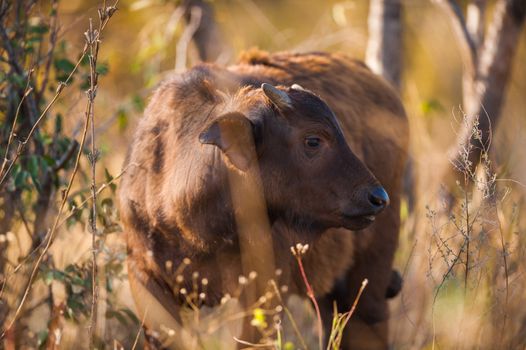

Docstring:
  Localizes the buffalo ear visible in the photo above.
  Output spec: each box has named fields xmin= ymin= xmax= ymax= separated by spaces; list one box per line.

xmin=199 ymin=112 xmax=256 ymax=172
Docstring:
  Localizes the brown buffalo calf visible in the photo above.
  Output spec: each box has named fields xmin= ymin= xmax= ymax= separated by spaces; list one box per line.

xmin=118 ymin=51 xmax=408 ymax=349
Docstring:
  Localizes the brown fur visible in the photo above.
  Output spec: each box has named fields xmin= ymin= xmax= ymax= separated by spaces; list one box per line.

xmin=118 ymin=51 xmax=408 ymax=349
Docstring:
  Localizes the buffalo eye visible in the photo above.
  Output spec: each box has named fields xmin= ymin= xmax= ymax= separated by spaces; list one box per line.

xmin=304 ymin=136 xmax=321 ymax=149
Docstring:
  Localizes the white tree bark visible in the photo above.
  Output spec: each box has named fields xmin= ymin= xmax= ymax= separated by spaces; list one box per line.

xmin=366 ymin=0 xmax=402 ymax=89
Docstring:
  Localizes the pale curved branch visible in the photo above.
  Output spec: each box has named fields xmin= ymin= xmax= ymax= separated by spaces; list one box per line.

xmin=466 ymin=0 xmax=487 ymax=49
xmin=181 ymin=0 xmax=229 ymax=63
xmin=433 ymin=0 xmax=477 ymax=73
xmin=176 ymin=5 xmax=202 ymax=70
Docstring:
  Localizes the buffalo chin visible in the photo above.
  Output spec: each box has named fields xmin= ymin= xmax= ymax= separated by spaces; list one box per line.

xmin=341 ymin=214 xmax=376 ymax=231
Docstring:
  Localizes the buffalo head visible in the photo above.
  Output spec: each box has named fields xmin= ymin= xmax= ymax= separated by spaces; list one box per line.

xmin=199 ymin=83 xmax=388 ymax=233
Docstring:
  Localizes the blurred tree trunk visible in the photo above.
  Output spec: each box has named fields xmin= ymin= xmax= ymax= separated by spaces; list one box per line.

xmin=435 ymin=0 xmax=526 ymax=190
xmin=366 ymin=0 xmax=402 ymax=90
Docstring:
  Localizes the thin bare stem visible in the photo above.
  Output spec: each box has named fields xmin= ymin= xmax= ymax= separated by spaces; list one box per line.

xmin=495 ymin=200 xmax=509 ymax=346
xmin=292 ymin=244 xmax=323 ymax=350
xmin=464 ymin=171 xmax=470 ymax=292
xmin=85 ymin=1 xmax=119 ymax=345
xmin=233 ymin=337 xmax=275 ymax=348
xmin=0 ymin=74 xmax=34 ymax=178
xmin=432 ymin=0 xmax=477 ymax=70
xmin=341 ymin=279 xmax=368 ymax=329
xmin=130 ymin=305 xmax=148 ymax=350
xmin=270 ymin=280 xmax=308 ymax=350
xmin=87 ymin=13 xmax=100 ymax=347
xmin=328 ymin=279 xmax=368 ymax=349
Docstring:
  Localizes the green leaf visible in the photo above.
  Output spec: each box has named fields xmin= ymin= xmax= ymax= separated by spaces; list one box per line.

xmin=6 ymin=165 xmax=18 ymax=192
xmin=101 ymin=197 xmax=114 ymax=208
xmin=37 ymin=330 xmax=49 ymax=349
xmin=80 ymin=73 xmax=90 ymax=90
xmin=284 ymin=342 xmax=295 ymax=350
xmin=66 ymin=297 xmax=85 ymax=313
xmin=132 ymin=94 xmax=145 ymax=112
xmin=80 ymin=54 xmax=90 ymax=67
xmin=28 ymin=155 xmax=40 ymax=178
xmin=55 ymin=113 xmax=63 ymax=134
xmin=65 ymin=306 xmax=74 ymax=319
xmin=52 ymin=270 xmax=66 ymax=282
xmin=29 ymin=24 xmax=49 ymax=35
xmin=117 ymin=108 xmax=128 ymax=132
xmin=106 ymin=275 xmax=113 ymax=292
xmin=58 ymin=40 xmax=67 ymax=52
xmin=104 ymin=168 xmax=114 ymax=183
xmin=42 ymin=269 xmax=67 ymax=285
xmin=421 ymin=99 xmax=444 ymax=115
xmin=70 ymin=275 xmax=86 ymax=286
xmin=43 ymin=271 xmax=54 ymax=285
xmin=54 ymin=58 xmax=76 ymax=81
xmin=120 ymin=308 xmax=140 ymax=325
xmin=27 ymin=36 xmax=44 ymax=44
xmin=106 ymin=310 xmax=129 ymax=326
xmin=54 ymin=58 xmax=75 ymax=73
xmin=12 ymin=163 xmax=22 ymax=178
xmin=14 ymin=170 xmax=29 ymax=189
xmin=36 ymin=132 xmax=53 ymax=146
xmin=7 ymin=73 xmax=26 ymax=88
xmin=30 ymin=174 xmax=41 ymax=192
xmin=57 ymin=137 xmax=71 ymax=153
xmin=65 ymin=264 xmax=77 ymax=273
xmin=43 ymin=155 xmax=56 ymax=167
xmin=106 ymin=261 xmax=123 ymax=276
xmin=96 ymin=62 xmax=109 ymax=75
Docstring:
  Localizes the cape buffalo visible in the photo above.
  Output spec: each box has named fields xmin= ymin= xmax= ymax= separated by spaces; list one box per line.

xmin=118 ymin=51 xmax=408 ymax=349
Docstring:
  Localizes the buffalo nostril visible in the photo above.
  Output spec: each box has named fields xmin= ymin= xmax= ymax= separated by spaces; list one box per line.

xmin=368 ymin=187 xmax=390 ymax=209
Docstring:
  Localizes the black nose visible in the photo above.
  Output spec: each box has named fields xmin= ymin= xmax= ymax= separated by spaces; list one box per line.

xmin=368 ymin=186 xmax=389 ymax=211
